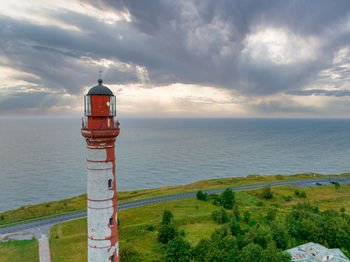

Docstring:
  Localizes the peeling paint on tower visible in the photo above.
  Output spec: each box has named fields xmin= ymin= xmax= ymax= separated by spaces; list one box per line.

xmin=82 ymin=79 xmax=120 ymax=262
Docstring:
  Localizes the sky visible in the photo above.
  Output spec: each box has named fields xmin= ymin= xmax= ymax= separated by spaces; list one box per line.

xmin=1 ymin=0 xmax=350 ymax=118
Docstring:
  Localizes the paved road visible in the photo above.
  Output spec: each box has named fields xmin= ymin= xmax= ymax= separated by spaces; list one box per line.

xmin=1 ymin=177 xmax=350 ymax=236
xmin=38 ymin=234 xmax=51 ymax=262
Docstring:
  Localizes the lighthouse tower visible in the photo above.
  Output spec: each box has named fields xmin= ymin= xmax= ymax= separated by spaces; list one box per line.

xmin=81 ymin=79 xmax=120 ymax=262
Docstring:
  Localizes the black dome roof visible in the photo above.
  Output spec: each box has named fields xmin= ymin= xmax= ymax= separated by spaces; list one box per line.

xmin=87 ymin=79 xmax=114 ymax=96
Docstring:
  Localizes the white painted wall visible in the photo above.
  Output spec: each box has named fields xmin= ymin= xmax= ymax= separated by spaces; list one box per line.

xmin=86 ymin=145 xmax=118 ymax=262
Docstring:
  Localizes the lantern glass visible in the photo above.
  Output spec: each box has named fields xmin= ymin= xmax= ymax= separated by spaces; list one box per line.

xmin=109 ymin=96 xmax=116 ymax=116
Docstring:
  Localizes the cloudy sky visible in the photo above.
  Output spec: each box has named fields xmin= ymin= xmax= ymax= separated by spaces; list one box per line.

xmin=1 ymin=0 xmax=350 ymax=117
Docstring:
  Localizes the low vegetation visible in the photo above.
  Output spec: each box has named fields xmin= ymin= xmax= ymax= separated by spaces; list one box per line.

xmin=48 ymin=183 xmax=350 ymax=261
xmin=0 ymin=238 xmax=39 ymax=262
xmin=1 ymin=173 xmax=348 ymax=226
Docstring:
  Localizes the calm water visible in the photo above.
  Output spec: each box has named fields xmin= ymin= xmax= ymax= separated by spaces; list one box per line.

xmin=0 ymin=118 xmax=350 ymax=212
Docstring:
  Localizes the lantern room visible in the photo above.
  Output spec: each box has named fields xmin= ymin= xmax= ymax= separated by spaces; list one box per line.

xmin=82 ymin=79 xmax=119 ymax=130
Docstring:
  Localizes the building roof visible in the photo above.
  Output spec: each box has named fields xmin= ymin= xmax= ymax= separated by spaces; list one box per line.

xmin=285 ymin=242 xmax=350 ymax=262
xmin=87 ymin=79 xmax=114 ymax=96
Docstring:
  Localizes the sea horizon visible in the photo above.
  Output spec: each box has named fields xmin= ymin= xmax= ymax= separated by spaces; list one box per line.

xmin=1 ymin=117 xmax=350 ymax=212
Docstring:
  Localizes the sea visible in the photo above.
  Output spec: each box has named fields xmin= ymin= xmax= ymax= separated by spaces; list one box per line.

xmin=0 ymin=118 xmax=350 ymax=212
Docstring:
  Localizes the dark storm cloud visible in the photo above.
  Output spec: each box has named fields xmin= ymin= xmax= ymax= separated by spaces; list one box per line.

xmin=83 ymin=0 xmax=350 ymax=94
xmin=1 ymin=0 xmax=350 ymax=115
xmin=289 ymin=89 xmax=350 ymax=97
xmin=0 ymin=92 xmax=60 ymax=112
xmin=0 ymin=16 xmax=145 ymax=94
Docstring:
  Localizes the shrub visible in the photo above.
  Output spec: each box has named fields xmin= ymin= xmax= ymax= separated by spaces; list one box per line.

xmin=282 ymin=195 xmax=292 ymax=201
xmin=243 ymin=211 xmax=251 ymax=223
xmin=294 ymin=190 xmax=306 ymax=198
xmin=212 ymin=208 xmax=229 ymax=224
xmin=120 ymin=243 xmax=141 ymax=262
xmin=271 ymin=202 xmax=281 ymax=208
xmin=275 ymin=175 xmax=284 ymax=180
xmin=196 ymin=190 xmax=208 ymax=201
xmin=256 ymin=201 xmax=264 ymax=206
xmin=335 ymin=181 xmax=340 ymax=190
xmin=262 ymin=185 xmax=273 ymax=199
xmin=209 ymin=194 xmax=221 ymax=206
xmin=146 ymin=224 xmax=154 ymax=231
xmin=162 ymin=210 xmax=174 ymax=225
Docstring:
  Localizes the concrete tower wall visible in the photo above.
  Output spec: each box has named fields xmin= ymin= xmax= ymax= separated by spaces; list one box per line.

xmin=86 ymin=139 xmax=119 ymax=262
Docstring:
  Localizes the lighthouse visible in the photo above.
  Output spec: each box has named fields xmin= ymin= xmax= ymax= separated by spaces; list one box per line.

xmin=81 ymin=79 xmax=120 ymax=262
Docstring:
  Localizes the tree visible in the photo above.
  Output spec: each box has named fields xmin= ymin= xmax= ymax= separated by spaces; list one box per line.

xmin=276 ymin=252 xmax=292 ymax=262
xmin=266 ymin=208 xmax=277 ymax=222
xmin=233 ymin=205 xmax=241 ymax=221
xmin=221 ymin=188 xmax=235 ymax=209
xmin=260 ymin=241 xmax=280 ymax=262
xmin=271 ymin=222 xmax=290 ymax=250
xmin=238 ymin=243 xmax=263 ymax=262
xmin=221 ymin=235 xmax=238 ymax=254
xmin=192 ymin=238 xmax=212 ymax=262
xmin=229 ymin=216 xmax=241 ymax=236
xmin=244 ymin=224 xmax=272 ymax=249
xmin=193 ymin=235 xmax=228 ymax=262
xmin=196 ymin=190 xmax=208 ymax=201
xmin=162 ymin=210 xmax=174 ymax=225
xmin=158 ymin=223 xmax=177 ymax=244
xmin=165 ymin=237 xmax=192 ymax=262
xmin=262 ymin=185 xmax=273 ymax=199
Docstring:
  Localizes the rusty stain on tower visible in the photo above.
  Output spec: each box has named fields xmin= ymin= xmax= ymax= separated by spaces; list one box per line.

xmin=81 ymin=79 xmax=120 ymax=262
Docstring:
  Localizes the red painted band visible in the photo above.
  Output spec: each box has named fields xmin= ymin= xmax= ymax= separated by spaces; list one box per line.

xmin=88 ymin=236 xmax=118 ymax=241
xmin=87 ymin=159 xmax=115 ymax=163
xmin=87 ymin=146 xmax=114 ymax=149
xmin=87 ymin=197 xmax=116 ymax=202
xmin=87 ymin=167 xmax=113 ymax=170
xmin=88 ymin=244 xmax=111 ymax=249
xmin=88 ymin=205 xmax=115 ymax=210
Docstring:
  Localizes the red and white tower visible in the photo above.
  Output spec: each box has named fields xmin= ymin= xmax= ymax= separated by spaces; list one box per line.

xmin=81 ymin=79 xmax=120 ymax=262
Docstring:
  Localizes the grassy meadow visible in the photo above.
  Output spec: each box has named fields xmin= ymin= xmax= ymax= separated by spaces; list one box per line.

xmin=48 ymin=183 xmax=350 ymax=261
xmin=0 ymin=238 xmax=39 ymax=262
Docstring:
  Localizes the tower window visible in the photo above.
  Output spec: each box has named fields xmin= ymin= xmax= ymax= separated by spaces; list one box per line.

xmin=108 ymin=179 xmax=113 ymax=188
xmin=109 ymin=217 xmax=113 ymax=226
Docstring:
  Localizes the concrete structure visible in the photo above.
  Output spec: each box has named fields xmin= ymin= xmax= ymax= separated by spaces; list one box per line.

xmin=286 ymin=242 xmax=350 ymax=262
xmin=81 ymin=79 xmax=120 ymax=262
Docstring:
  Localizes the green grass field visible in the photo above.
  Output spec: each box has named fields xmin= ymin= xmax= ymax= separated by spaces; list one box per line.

xmin=1 ymin=173 xmax=349 ymax=226
xmin=48 ymin=183 xmax=350 ymax=261
xmin=0 ymin=239 xmax=39 ymax=262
